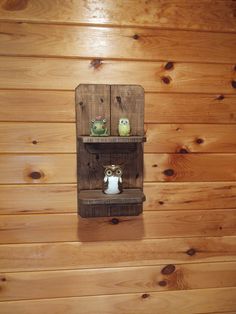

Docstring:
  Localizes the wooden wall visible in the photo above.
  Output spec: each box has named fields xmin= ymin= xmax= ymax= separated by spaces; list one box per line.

xmin=0 ymin=1 xmax=236 ymax=313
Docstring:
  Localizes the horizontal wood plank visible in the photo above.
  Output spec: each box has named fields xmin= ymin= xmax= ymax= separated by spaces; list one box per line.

xmin=1 ymin=262 xmax=236 ymax=301
xmin=144 ymin=153 xmax=236 ymax=182
xmin=144 ymin=182 xmax=236 ymax=211
xmin=1 ymin=91 xmax=236 ymax=124
xmin=0 ymin=0 xmax=235 ymax=32
xmin=0 ymin=154 xmax=76 ymax=184
xmin=1 ymin=22 xmax=236 ymax=63
xmin=0 ymin=90 xmax=75 ymax=122
xmin=145 ymin=93 xmax=236 ymax=124
xmin=1 ymin=181 xmax=236 ymax=215
xmin=0 ymin=184 xmax=77 ymax=214
xmin=1 ymin=153 xmax=236 ymax=183
xmin=0 ymin=122 xmax=76 ymax=153
xmin=1 ymin=287 xmax=236 ymax=314
xmin=2 ymin=123 xmax=236 ymax=153
xmin=145 ymin=124 xmax=236 ymax=153
xmin=0 ymin=236 xmax=235 ymax=272
xmin=0 ymin=210 xmax=235 ymax=243
xmin=0 ymin=57 xmax=235 ymax=93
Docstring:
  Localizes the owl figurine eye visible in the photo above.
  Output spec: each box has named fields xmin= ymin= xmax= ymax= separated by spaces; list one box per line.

xmin=105 ymin=169 xmax=113 ymax=176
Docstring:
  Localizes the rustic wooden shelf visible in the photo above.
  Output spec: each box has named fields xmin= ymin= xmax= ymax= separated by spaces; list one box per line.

xmin=79 ymin=189 xmax=145 ymax=205
xmin=78 ymin=136 xmax=146 ymax=143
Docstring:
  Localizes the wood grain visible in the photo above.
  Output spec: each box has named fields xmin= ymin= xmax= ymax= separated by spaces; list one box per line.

xmin=1 ymin=287 xmax=236 ymax=314
xmin=144 ymin=153 xmax=236 ymax=182
xmin=0 ymin=209 xmax=235 ymax=243
xmin=0 ymin=154 xmax=76 ymax=184
xmin=1 ymin=91 xmax=236 ymax=124
xmin=0 ymin=122 xmax=76 ymax=153
xmin=1 ymin=181 xmax=236 ymax=215
xmin=0 ymin=90 xmax=75 ymax=122
xmin=0 ymin=184 xmax=77 ymax=214
xmin=0 ymin=236 xmax=235 ymax=272
xmin=1 ymin=22 xmax=236 ymax=63
xmin=0 ymin=57 xmax=235 ymax=93
xmin=145 ymin=124 xmax=236 ymax=153
xmin=1 ymin=153 xmax=236 ymax=184
xmin=1 ymin=262 xmax=236 ymax=301
xmin=145 ymin=93 xmax=236 ymax=124
xmin=0 ymin=0 xmax=235 ymax=32
xmin=144 ymin=182 xmax=236 ymax=211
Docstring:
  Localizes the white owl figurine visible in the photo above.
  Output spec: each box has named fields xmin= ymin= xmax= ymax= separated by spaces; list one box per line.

xmin=103 ymin=165 xmax=123 ymax=195
xmin=118 ymin=118 xmax=130 ymax=136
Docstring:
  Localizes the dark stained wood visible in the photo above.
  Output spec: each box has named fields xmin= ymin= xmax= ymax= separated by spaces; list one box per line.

xmin=78 ymin=136 xmax=146 ymax=143
xmin=75 ymin=84 xmax=110 ymax=136
xmin=110 ymin=85 xmax=144 ymax=136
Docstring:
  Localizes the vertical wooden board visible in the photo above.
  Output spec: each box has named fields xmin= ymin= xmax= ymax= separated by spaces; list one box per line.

xmin=111 ymin=85 xmax=144 ymax=136
xmin=75 ymin=84 xmax=110 ymax=136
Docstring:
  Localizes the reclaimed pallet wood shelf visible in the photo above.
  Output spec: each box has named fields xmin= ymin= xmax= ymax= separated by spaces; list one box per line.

xmin=79 ymin=189 xmax=145 ymax=205
xmin=78 ymin=136 xmax=146 ymax=143
xmin=76 ymin=84 xmax=145 ymax=218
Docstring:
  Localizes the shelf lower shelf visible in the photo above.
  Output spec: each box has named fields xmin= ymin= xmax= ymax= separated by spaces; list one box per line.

xmin=78 ymin=136 xmax=146 ymax=143
xmin=79 ymin=189 xmax=145 ymax=205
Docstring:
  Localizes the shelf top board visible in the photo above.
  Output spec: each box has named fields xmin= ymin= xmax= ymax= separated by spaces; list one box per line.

xmin=78 ymin=136 xmax=146 ymax=143
xmin=79 ymin=189 xmax=145 ymax=205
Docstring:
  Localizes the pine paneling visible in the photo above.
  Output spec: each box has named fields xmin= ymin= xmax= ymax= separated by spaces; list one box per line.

xmin=0 ymin=210 xmax=235 ymax=243
xmin=0 ymin=57 xmax=235 ymax=93
xmin=1 ymin=22 xmax=236 ymax=63
xmin=0 ymin=0 xmax=235 ymax=32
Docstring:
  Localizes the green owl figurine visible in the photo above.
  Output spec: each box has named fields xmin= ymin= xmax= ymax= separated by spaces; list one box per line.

xmin=90 ymin=116 xmax=108 ymax=136
xmin=118 ymin=118 xmax=130 ymax=136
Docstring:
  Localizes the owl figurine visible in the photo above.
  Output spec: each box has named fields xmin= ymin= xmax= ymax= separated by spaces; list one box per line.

xmin=118 ymin=118 xmax=130 ymax=136
xmin=103 ymin=165 xmax=123 ymax=195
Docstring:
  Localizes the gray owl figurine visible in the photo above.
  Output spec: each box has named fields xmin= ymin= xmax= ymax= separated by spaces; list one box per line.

xmin=103 ymin=165 xmax=123 ymax=194
xmin=118 ymin=118 xmax=130 ymax=136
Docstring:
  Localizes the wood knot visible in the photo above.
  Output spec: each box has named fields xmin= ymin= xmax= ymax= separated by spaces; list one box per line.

xmin=158 ymin=201 xmax=164 ymax=205
xmin=29 ymin=171 xmax=42 ymax=180
xmin=158 ymin=280 xmax=167 ymax=287
xmin=2 ymin=0 xmax=28 ymax=11
xmin=164 ymin=62 xmax=174 ymax=70
xmin=163 ymin=169 xmax=174 ymax=176
xmin=142 ymin=293 xmax=150 ymax=299
xmin=133 ymin=34 xmax=140 ymax=40
xmin=116 ymin=96 xmax=121 ymax=104
xmin=90 ymin=59 xmax=103 ymax=69
xmin=161 ymin=264 xmax=176 ymax=275
xmin=32 ymin=140 xmax=38 ymax=145
xmin=161 ymin=76 xmax=171 ymax=84
xmin=231 ymin=80 xmax=236 ymax=89
xmin=216 ymin=94 xmax=225 ymax=101
xmin=110 ymin=218 xmax=119 ymax=225
xmin=152 ymin=164 xmax=158 ymax=167
xmin=0 ymin=277 xmax=6 ymax=282
xmin=179 ymin=148 xmax=188 ymax=154
xmin=196 ymin=138 xmax=204 ymax=144
xmin=186 ymin=248 xmax=196 ymax=256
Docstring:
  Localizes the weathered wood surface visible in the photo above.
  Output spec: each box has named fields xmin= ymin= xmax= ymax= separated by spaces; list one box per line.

xmin=1 ymin=181 xmax=236 ymax=215
xmin=1 ymin=90 xmax=236 ymax=124
xmin=0 ymin=236 xmax=235 ymax=272
xmin=1 ymin=22 xmax=236 ymax=63
xmin=145 ymin=93 xmax=236 ymax=124
xmin=0 ymin=184 xmax=77 ymax=214
xmin=145 ymin=124 xmax=236 ymax=153
xmin=0 ymin=90 xmax=75 ymax=122
xmin=0 ymin=122 xmax=76 ymax=153
xmin=0 ymin=209 xmax=235 ymax=243
xmin=144 ymin=153 xmax=236 ymax=182
xmin=1 ymin=153 xmax=236 ymax=183
xmin=1 ymin=287 xmax=236 ymax=314
xmin=1 ymin=262 xmax=236 ymax=301
xmin=0 ymin=0 xmax=235 ymax=32
xmin=0 ymin=57 xmax=235 ymax=93
xmin=0 ymin=154 xmax=76 ymax=184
